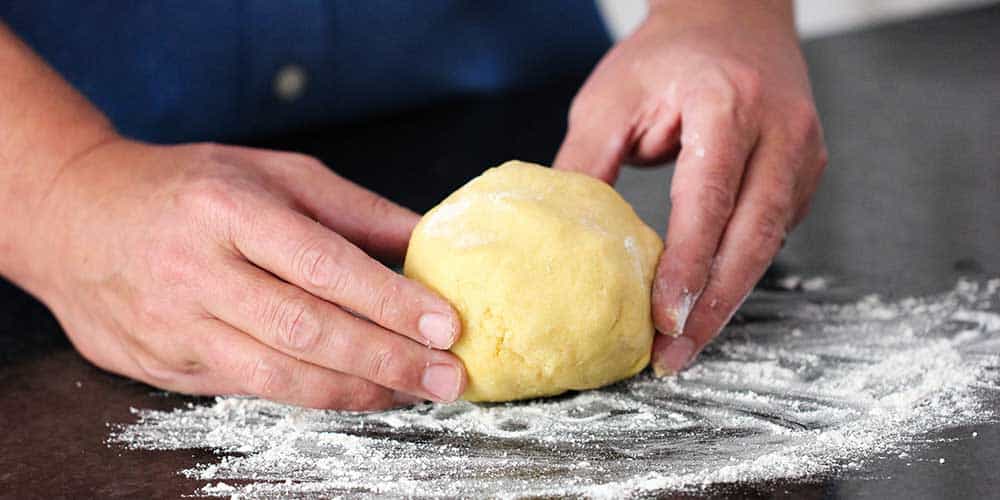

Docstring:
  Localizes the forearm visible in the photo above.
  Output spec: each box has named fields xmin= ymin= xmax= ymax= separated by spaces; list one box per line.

xmin=647 ymin=0 xmax=794 ymax=29
xmin=0 ymin=22 xmax=117 ymax=295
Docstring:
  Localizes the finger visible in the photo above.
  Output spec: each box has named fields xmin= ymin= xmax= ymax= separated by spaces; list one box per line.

xmin=232 ymin=199 xmax=461 ymax=351
xmin=650 ymin=91 xmax=759 ymax=341
xmin=138 ymin=319 xmax=415 ymax=410
xmin=652 ymin=130 xmax=798 ymax=375
xmin=626 ymin=102 xmax=682 ymax=166
xmin=203 ymin=260 xmax=466 ymax=402
xmin=790 ymin=115 xmax=829 ymax=228
xmin=213 ymin=145 xmax=418 ymax=262
xmin=552 ymin=86 xmax=640 ymax=183
xmin=298 ymin=169 xmax=419 ymax=263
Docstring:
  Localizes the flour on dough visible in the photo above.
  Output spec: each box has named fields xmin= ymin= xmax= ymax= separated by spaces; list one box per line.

xmin=405 ymin=161 xmax=663 ymax=402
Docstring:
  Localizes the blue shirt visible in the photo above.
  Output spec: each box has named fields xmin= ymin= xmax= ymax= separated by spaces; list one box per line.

xmin=2 ymin=1 xmax=611 ymax=143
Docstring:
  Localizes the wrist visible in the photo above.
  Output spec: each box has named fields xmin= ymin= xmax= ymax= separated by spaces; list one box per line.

xmin=0 ymin=122 xmax=121 ymax=302
xmin=0 ymin=23 xmax=123 ymax=301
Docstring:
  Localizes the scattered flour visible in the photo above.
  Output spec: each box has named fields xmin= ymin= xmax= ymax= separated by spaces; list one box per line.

xmin=109 ymin=279 xmax=1000 ymax=498
xmin=776 ymin=275 xmax=830 ymax=292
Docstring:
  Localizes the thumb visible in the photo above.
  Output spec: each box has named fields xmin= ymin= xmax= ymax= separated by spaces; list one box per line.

xmin=284 ymin=155 xmax=420 ymax=262
xmin=212 ymin=145 xmax=419 ymax=262
xmin=308 ymin=173 xmax=418 ymax=263
xmin=316 ymin=175 xmax=419 ymax=264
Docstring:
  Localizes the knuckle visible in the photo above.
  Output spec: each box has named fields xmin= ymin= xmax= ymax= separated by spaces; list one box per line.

xmin=741 ymin=73 xmax=763 ymax=108
xmin=177 ymin=175 xmax=243 ymax=219
xmin=701 ymin=179 xmax=738 ymax=218
xmin=356 ymin=195 xmax=401 ymax=250
xmin=171 ymin=152 xmax=261 ymax=241
xmin=726 ymin=61 xmax=763 ymax=107
xmin=365 ymin=192 xmax=397 ymax=218
xmin=245 ymin=357 xmax=290 ymax=396
xmin=370 ymin=277 xmax=403 ymax=323
xmin=270 ymin=295 xmax=321 ymax=354
xmin=687 ymin=68 xmax=738 ymax=106
xmin=366 ymin=348 xmax=410 ymax=389
xmin=783 ymin=98 xmax=822 ymax=145
xmin=734 ymin=66 xmax=764 ymax=105
xmin=299 ymin=388 xmax=348 ymax=410
xmin=270 ymin=151 xmax=331 ymax=179
xmin=816 ymin=145 xmax=830 ymax=172
xmin=346 ymin=386 xmax=388 ymax=411
xmin=753 ymin=205 xmax=790 ymax=255
xmin=133 ymin=355 xmax=172 ymax=384
xmin=788 ymin=97 xmax=819 ymax=125
xmin=293 ymin=239 xmax=344 ymax=290
xmin=687 ymin=85 xmax=738 ymax=119
xmin=283 ymin=151 xmax=326 ymax=171
xmin=672 ymin=181 xmax=736 ymax=226
xmin=701 ymin=191 xmax=736 ymax=227
xmin=685 ymin=64 xmax=762 ymax=128
xmin=133 ymin=353 xmax=201 ymax=388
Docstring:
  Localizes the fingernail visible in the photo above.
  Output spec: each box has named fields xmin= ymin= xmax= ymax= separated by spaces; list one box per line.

xmin=661 ymin=310 xmax=683 ymax=338
xmin=422 ymin=364 xmax=461 ymax=402
xmin=418 ymin=312 xmax=456 ymax=349
xmin=652 ymin=336 xmax=696 ymax=377
xmin=392 ymin=391 xmax=425 ymax=407
xmin=670 ymin=291 xmax=697 ymax=337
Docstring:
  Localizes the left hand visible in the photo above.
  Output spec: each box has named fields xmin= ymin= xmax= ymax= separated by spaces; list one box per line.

xmin=554 ymin=0 xmax=827 ymax=375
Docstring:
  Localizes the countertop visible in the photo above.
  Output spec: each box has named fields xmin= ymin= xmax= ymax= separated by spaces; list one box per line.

xmin=2 ymin=5 xmax=998 ymax=498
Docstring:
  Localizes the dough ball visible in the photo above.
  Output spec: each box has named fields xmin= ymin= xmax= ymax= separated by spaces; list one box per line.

xmin=404 ymin=161 xmax=663 ymax=402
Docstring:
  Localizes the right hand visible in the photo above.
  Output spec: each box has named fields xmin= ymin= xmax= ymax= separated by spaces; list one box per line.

xmin=33 ymin=138 xmax=466 ymax=410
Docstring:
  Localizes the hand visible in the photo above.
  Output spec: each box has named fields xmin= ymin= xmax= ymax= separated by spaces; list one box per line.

xmin=554 ymin=0 xmax=827 ymax=374
xmin=34 ymin=139 xmax=467 ymax=409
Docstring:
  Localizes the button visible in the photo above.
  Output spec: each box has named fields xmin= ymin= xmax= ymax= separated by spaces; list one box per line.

xmin=273 ymin=64 xmax=308 ymax=102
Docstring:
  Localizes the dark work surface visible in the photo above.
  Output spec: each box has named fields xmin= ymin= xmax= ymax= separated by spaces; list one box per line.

xmin=2 ymin=6 xmax=999 ymax=499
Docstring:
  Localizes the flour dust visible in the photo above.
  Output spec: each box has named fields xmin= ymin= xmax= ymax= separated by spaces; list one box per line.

xmin=109 ymin=279 xmax=1000 ymax=498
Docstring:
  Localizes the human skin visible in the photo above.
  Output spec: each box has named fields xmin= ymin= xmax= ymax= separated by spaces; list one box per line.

xmin=554 ymin=0 xmax=828 ymax=375
xmin=0 ymin=0 xmax=825 ymax=410
xmin=0 ymin=24 xmax=466 ymax=409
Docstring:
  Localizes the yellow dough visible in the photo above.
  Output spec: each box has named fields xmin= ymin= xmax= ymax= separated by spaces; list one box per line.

xmin=404 ymin=161 xmax=663 ymax=402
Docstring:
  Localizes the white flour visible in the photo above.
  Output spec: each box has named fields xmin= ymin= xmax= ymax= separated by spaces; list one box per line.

xmin=109 ymin=279 xmax=1000 ymax=498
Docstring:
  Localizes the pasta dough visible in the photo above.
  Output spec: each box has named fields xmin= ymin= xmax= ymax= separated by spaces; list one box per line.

xmin=404 ymin=161 xmax=663 ymax=402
